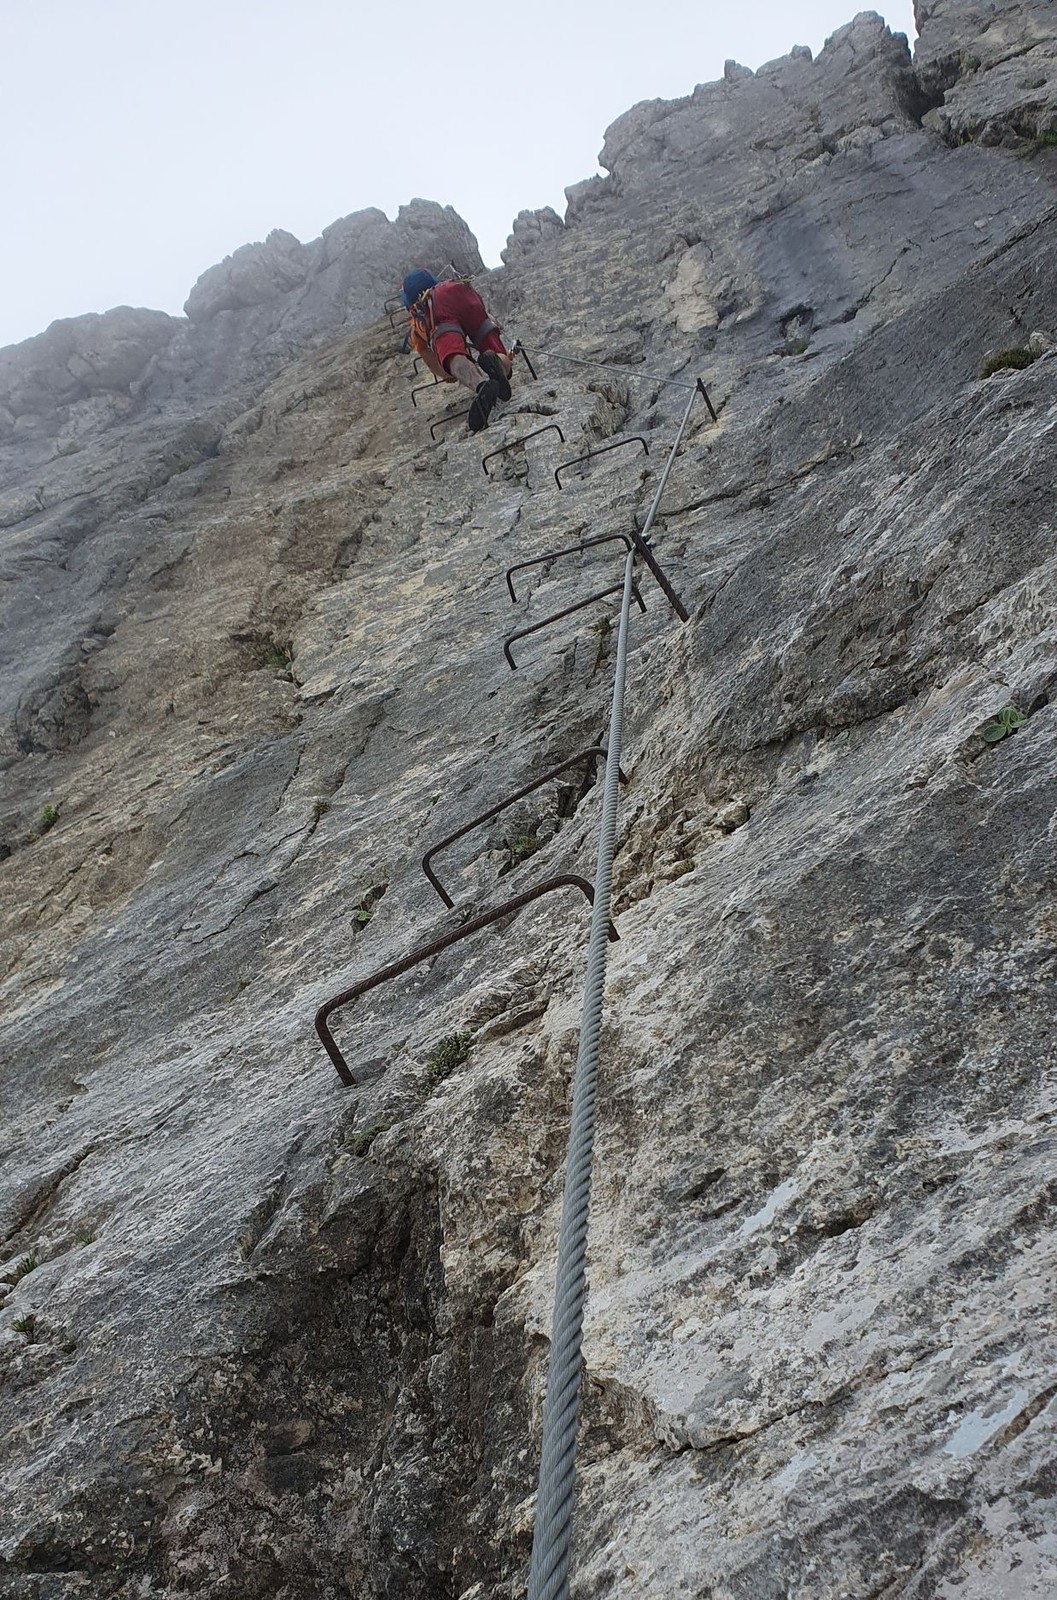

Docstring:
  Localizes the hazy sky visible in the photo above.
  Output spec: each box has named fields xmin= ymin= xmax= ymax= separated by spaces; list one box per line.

xmin=0 ymin=1 xmax=917 ymax=351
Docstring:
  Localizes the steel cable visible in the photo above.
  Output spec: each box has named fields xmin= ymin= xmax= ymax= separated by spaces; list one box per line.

xmin=526 ymin=380 xmax=702 ymax=1599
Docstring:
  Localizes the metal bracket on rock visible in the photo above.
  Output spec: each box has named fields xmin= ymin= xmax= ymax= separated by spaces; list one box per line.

xmin=554 ymin=436 xmax=649 ymax=490
xmin=421 ymin=747 xmax=629 ymax=909
xmin=315 ymin=874 xmax=618 ymax=1085
xmin=482 ymin=424 xmax=566 ymax=477
xmin=430 ymin=407 xmax=472 ymax=439
xmin=503 ymin=581 xmax=646 ymax=670
xmin=510 ymin=339 xmax=539 ymax=381
xmin=505 ymin=533 xmax=634 ymax=602
xmin=411 ymin=379 xmax=443 ymax=408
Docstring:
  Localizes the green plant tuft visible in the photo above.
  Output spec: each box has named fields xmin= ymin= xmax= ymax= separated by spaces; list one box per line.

xmin=424 ymin=1032 xmax=473 ymax=1091
xmin=37 ymin=804 xmax=59 ymax=835
xmin=350 ymin=1123 xmax=391 ymax=1157
xmin=1020 ymin=130 xmax=1057 ymax=156
xmin=312 ymin=797 xmax=330 ymax=822
xmin=977 ymin=705 xmax=1027 ymax=743
xmin=74 ymin=1229 xmax=96 ymax=1247
xmin=353 ymin=882 xmax=387 ymax=930
xmin=507 ymin=834 xmax=541 ymax=865
xmin=979 ymin=347 xmax=1036 ymax=379
xmin=12 ymin=1313 xmax=36 ymax=1338
xmin=781 ymin=337 xmax=810 ymax=356
xmin=236 ymin=630 xmax=295 ymax=673
xmin=13 ymin=1251 xmax=40 ymax=1282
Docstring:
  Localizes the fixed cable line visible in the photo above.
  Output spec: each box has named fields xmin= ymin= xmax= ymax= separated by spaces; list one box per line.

xmin=526 ymin=546 xmax=636 ymax=1600
xmin=520 ymin=343 xmax=698 ymax=392
xmin=526 ymin=375 xmax=705 ymax=1600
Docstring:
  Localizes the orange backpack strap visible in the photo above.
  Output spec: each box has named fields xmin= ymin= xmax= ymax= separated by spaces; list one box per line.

xmin=409 ymin=288 xmax=436 ymax=347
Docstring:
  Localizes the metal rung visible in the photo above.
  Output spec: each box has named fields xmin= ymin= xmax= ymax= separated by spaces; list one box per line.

xmin=422 ymin=747 xmax=629 ymax=909
xmin=506 ymin=534 xmax=633 ymax=603
xmin=315 ymin=874 xmax=618 ymax=1084
xmin=482 ymin=424 xmax=566 ymax=477
xmin=504 ymin=582 xmax=645 ymax=670
xmin=555 ymin=436 xmax=649 ymax=490
xmin=430 ymin=407 xmax=472 ymax=439
xmin=411 ymin=379 xmax=442 ymax=408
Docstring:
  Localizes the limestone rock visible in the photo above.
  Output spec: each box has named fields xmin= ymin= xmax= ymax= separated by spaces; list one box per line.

xmin=184 ymin=227 xmax=312 ymax=322
xmin=501 ymin=207 xmax=565 ymax=266
xmin=915 ymin=0 xmax=1057 ymax=146
xmin=0 ymin=306 xmax=179 ymax=424
xmin=1 ymin=5 xmax=1056 ymax=1598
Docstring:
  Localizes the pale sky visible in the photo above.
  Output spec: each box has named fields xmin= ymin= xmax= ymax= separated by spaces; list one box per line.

xmin=0 ymin=0 xmax=916 ymax=351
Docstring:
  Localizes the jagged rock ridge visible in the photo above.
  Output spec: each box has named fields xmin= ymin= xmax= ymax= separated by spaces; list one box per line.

xmin=1 ymin=5 xmax=1055 ymax=1598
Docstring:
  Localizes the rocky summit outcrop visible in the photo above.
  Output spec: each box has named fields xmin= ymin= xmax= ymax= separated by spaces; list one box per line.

xmin=1 ymin=6 xmax=1056 ymax=1599
xmin=0 ymin=200 xmax=481 ymax=439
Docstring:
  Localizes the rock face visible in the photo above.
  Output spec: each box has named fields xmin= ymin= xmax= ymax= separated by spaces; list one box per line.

xmin=1 ymin=7 xmax=1056 ymax=1600
xmin=914 ymin=0 xmax=1057 ymax=144
xmin=0 ymin=199 xmax=481 ymax=437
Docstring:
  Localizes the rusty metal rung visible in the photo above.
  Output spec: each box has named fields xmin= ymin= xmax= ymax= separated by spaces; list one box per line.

xmin=421 ymin=747 xmax=629 ymax=909
xmin=430 ymin=407 xmax=472 ymax=439
xmin=482 ymin=424 xmax=566 ymax=477
xmin=411 ymin=379 xmax=442 ymax=408
xmin=504 ymin=581 xmax=646 ymax=670
xmin=555 ymin=436 xmax=649 ymax=490
xmin=506 ymin=533 xmax=633 ymax=603
xmin=315 ymin=874 xmax=618 ymax=1084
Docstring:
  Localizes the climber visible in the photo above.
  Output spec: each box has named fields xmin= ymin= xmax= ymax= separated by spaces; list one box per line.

xmin=402 ymin=269 xmax=514 ymax=433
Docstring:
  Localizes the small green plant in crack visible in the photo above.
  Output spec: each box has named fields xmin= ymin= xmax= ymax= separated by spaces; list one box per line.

xmin=1021 ymin=130 xmax=1057 ymax=156
xmin=979 ymin=347 xmax=1035 ymax=379
xmin=507 ymin=834 xmax=541 ymax=865
xmin=12 ymin=1314 xmax=37 ymax=1339
xmin=13 ymin=1251 xmax=40 ymax=1282
xmin=350 ymin=1123 xmax=392 ymax=1157
xmin=74 ymin=1228 xmax=97 ymax=1247
xmin=262 ymin=639 xmax=294 ymax=672
xmin=590 ymin=614 xmax=612 ymax=637
xmin=781 ymin=338 xmax=810 ymax=357
xmin=977 ymin=705 xmax=1027 ymax=743
xmin=424 ymin=1032 xmax=473 ymax=1092
xmin=37 ymin=804 xmax=59 ymax=836
xmin=312 ymin=797 xmax=330 ymax=823
xmin=236 ymin=630 xmax=295 ymax=674
xmin=353 ymin=882 xmax=388 ymax=931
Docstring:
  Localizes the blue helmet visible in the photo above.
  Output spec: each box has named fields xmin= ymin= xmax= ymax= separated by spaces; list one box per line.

xmin=401 ymin=268 xmax=437 ymax=308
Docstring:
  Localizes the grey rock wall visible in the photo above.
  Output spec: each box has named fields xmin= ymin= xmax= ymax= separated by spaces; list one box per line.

xmin=1 ymin=5 xmax=1056 ymax=1598
xmin=0 ymin=199 xmax=482 ymax=442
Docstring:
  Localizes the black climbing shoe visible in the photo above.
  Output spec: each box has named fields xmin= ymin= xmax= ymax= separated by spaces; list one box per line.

xmin=468 ymin=379 xmax=500 ymax=433
xmin=477 ymin=350 xmax=512 ymax=401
